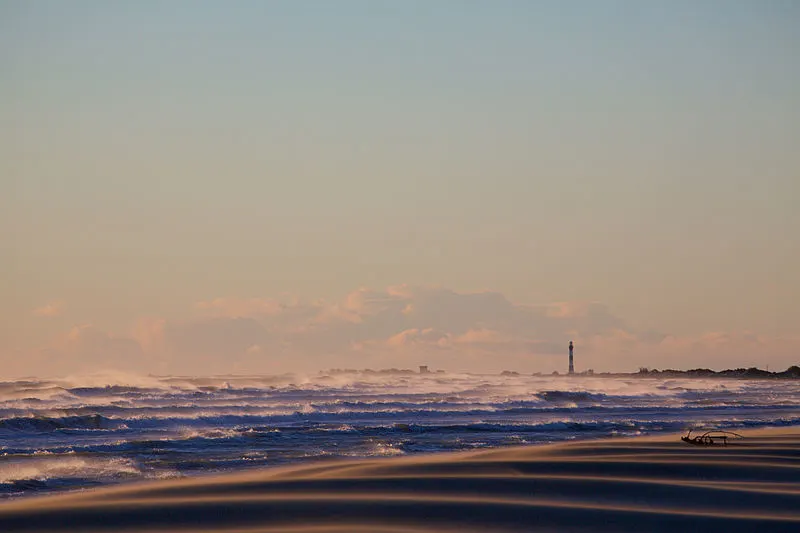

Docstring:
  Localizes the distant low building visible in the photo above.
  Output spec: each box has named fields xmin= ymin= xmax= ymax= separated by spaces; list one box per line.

xmin=419 ymin=365 xmax=429 ymax=374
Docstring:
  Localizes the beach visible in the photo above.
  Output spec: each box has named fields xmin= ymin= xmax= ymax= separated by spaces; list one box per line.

xmin=1 ymin=426 xmax=798 ymax=532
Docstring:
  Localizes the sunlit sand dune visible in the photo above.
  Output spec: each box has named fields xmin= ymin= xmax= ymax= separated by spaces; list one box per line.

xmin=1 ymin=427 xmax=798 ymax=532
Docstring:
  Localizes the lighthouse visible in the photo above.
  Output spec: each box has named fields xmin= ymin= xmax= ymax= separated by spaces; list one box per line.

xmin=568 ymin=341 xmax=575 ymax=375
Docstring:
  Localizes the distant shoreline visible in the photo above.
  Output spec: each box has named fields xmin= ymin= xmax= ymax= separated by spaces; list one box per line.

xmin=323 ymin=365 xmax=800 ymax=379
xmin=539 ymin=365 xmax=800 ymax=379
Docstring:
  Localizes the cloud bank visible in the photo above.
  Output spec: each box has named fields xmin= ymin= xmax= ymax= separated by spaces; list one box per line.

xmin=23 ymin=285 xmax=797 ymax=377
xmin=32 ymin=301 xmax=65 ymax=317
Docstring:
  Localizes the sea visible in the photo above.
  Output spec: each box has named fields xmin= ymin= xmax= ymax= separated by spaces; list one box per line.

xmin=1 ymin=371 xmax=799 ymax=499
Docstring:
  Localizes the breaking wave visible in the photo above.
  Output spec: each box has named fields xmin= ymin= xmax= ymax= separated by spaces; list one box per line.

xmin=0 ymin=414 xmax=124 ymax=433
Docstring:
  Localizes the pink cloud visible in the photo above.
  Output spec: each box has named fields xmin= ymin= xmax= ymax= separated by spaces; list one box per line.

xmin=36 ymin=323 xmax=146 ymax=377
xmin=32 ymin=301 xmax=64 ymax=317
xmin=386 ymin=328 xmax=450 ymax=348
xmin=313 ymin=304 xmax=363 ymax=325
xmin=454 ymin=328 xmax=508 ymax=344
xmin=20 ymin=285 xmax=800 ymax=375
xmin=195 ymin=297 xmax=284 ymax=317
xmin=545 ymin=301 xmax=618 ymax=321
xmin=66 ymin=323 xmax=93 ymax=341
xmin=341 ymin=287 xmax=407 ymax=315
xmin=131 ymin=317 xmax=167 ymax=353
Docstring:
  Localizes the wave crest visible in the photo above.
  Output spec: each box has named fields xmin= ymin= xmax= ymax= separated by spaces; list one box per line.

xmin=0 ymin=414 xmax=124 ymax=433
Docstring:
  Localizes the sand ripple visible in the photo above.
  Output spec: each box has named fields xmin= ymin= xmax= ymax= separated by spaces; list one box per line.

xmin=1 ymin=428 xmax=798 ymax=532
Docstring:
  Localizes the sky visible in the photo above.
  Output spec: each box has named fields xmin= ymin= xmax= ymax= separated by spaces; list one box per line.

xmin=2 ymin=1 xmax=798 ymax=377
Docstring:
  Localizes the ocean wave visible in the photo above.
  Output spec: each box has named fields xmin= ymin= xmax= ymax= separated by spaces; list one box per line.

xmin=1 ymin=373 xmax=799 ymax=500
xmin=536 ymin=390 xmax=604 ymax=403
xmin=0 ymin=414 xmax=125 ymax=433
xmin=0 ymin=455 xmax=144 ymax=484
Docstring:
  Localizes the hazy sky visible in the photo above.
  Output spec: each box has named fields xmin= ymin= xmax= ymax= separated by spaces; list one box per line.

xmin=2 ymin=1 xmax=798 ymax=376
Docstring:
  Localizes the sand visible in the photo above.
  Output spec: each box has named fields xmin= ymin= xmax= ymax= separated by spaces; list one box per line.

xmin=1 ymin=427 xmax=798 ymax=532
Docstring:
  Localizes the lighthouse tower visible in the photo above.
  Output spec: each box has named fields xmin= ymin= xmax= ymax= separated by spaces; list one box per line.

xmin=568 ymin=341 xmax=575 ymax=375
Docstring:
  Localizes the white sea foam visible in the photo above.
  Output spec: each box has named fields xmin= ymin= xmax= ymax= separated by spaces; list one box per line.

xmin=0 ymin=456 xmax=141 ymax=484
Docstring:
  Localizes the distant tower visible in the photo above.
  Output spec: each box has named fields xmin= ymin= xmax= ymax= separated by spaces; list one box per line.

xmin=568 ymin=341 xmax=575 ymax=375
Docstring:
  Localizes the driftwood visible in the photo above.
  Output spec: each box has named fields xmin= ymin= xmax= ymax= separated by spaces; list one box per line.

xmin=681 ymin=429 xmax=743 ymax=446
